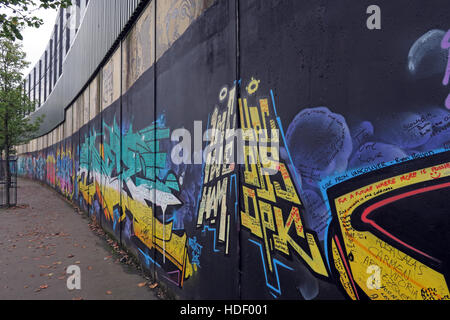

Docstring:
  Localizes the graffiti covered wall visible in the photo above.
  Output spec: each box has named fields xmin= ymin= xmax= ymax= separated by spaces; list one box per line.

xmin=17 ymin=0 xmax=450 ymax=300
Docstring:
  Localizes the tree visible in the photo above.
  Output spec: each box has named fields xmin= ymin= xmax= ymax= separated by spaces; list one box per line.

xmin=0 ymin=38 xmax=42 ymax=207
xmin=0 ymin=0 xmax=72 ymax=40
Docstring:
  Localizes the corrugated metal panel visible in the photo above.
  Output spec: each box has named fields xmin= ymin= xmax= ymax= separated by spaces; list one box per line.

xmin=29 ymin=0 xmax=146 ymax=137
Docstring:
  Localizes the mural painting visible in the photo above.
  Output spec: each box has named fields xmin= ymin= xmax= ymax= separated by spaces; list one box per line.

xmin=16 ymin=0 xmax=450 ymax=300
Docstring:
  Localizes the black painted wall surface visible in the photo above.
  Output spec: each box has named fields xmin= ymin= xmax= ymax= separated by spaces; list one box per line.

xmin=17 ymin=0 xmax=450 ymax=300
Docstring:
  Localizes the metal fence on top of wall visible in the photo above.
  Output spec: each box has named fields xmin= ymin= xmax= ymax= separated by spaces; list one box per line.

xmin=25 ymin=0 xmax=145 ymax=137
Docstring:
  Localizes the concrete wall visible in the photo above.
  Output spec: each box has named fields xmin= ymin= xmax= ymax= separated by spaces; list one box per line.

xmin=16 ymin=0 xmax=450 ymax=300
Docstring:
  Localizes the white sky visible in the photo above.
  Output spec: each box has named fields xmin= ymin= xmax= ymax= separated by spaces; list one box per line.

xmin=20 ymin=7 xmax=59 ymax=76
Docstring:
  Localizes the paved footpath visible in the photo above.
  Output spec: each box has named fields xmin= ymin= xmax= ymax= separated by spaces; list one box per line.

xmin=0 ymin=178 xmax=159 ymax=300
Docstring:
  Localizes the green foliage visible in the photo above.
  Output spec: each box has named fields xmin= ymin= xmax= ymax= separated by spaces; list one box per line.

xmin=0 ymin=37 xmax=43 ymax=156
xmin=0 ymin=0 xmax=72 ymax=40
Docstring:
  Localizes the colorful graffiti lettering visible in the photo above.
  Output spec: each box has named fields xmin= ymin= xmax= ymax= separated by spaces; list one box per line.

xmin=197 ymin=84 xmax=238 ymax=255
xmin=238 ymin=80 xmax=329 ymax=295
xmin=325 ymin=153 xmax=450 ymax=300
xmin=57 ymin=146 xmax=74 ymax=199
xmin=196 ymin=80 xmax=329 ymax=298
xmin=17 ymin=65 xmax=450 ymax=301
xmin=77 ymin=116 xmax=193 ymax=287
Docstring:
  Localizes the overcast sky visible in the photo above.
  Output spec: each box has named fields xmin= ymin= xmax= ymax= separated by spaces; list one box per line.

xmin=20 ymin=7 xmax=59 ymax=76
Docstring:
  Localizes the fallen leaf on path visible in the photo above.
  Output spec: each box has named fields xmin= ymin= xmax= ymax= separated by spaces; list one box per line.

xmin=149 ymin=283 xmax=158 ymax=289
xmin=106 ymin=291 xmax=112 ymax=295
xmin=138 ymin=282 xmax=147 ymax=288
